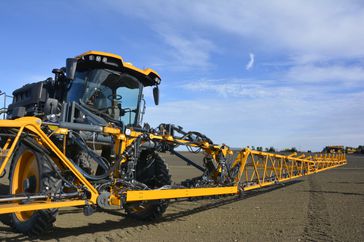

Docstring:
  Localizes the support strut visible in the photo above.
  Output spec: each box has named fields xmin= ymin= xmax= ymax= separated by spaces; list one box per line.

xmin=170 ymin=150 xmax=205 ymax=172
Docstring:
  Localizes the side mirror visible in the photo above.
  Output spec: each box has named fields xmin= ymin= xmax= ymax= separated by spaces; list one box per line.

xmin=66 ymin=58 xmax=78 ymax=80
xmin=153 ymin=86 xmax=159 ymax=105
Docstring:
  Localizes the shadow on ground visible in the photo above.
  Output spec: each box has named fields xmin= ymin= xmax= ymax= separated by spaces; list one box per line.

xmin=0 ymin=180 xmax=302 ymax=241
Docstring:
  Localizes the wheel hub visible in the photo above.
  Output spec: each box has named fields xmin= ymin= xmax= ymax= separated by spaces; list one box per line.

xmin=22 ymin=176 xmax=37 ymax=193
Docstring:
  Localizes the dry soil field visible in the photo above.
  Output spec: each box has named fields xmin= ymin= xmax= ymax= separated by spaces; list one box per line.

xmin=0 ymin=153 xmax=363 ymax=241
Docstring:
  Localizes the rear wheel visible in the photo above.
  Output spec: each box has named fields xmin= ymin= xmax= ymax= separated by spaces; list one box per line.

xmin=125 ymin=151 xmax=171 ymax=220
xmin=8 ymin=144 xmax=61 ymax=236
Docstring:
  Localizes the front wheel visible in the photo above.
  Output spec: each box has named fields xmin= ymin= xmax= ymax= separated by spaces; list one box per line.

xmin=8 ymin=144 xmax=61 ymax=236
xmin=125 ymin=151 xmax=171 ymax=220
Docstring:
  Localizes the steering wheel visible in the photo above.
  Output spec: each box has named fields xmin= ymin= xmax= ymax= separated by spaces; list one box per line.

xmin=107 ymin=94 xmax=122 ymax=101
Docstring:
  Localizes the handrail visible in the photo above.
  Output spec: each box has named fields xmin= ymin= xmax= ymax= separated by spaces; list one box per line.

xmin=0 ymin=91 xmax=12 ymax=119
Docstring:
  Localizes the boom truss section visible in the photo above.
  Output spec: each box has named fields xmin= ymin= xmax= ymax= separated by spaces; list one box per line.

xmin=0 ymin=117 xmax=347 ymax=215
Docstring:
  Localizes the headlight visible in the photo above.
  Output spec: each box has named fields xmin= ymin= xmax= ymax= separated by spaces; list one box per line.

xmin=155 ymin=77 xmax=161 ymax=84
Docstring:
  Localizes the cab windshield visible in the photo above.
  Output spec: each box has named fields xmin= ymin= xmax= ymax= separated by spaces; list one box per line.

xmin=67 ymin=69 xmax=142 ymax=126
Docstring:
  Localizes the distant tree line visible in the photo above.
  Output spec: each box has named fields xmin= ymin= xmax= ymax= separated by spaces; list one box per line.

xmin=250 ymin=146 xmax=276 ymax=153
xmin=249 ymin=145 xmax=364 ymax=154
xmin=249 ymin=146 xmax=304 ymax=153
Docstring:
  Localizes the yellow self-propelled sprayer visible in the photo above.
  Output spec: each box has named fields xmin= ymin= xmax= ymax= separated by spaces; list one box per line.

xmin=0 ymin=51 xmax=346 ymax=236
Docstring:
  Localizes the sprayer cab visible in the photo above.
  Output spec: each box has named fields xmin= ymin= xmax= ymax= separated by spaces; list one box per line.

xmin=7 ymin=51 xmax=161 ymax=127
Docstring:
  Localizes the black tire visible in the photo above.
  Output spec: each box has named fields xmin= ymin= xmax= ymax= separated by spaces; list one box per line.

xmin=8 ymin=144 xmax=61 ymax=236
xmin=125 ymin=150 xmax=171 ymax=220
xmin=0 ymin=185 xmax=11 ymax=226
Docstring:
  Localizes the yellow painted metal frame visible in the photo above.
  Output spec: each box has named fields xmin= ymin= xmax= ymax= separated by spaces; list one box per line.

xmin=231 ymin=149 xmax=346 ymax=192
xmin=0 ymin=118 xmax=98 ymax=206
xmin=0 ymin=200 xmax=86 ymax=215
xmin=126 ymin=187 xmax=239 ymax=202
xmin=126 ymin=148 xmax=346 ymax=201
xmin=0 ymin=117 xmax=347 ymax=215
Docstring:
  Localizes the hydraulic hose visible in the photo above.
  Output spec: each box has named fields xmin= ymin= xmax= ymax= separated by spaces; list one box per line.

xmin=70 ymin=135 xmax=110 ymax=181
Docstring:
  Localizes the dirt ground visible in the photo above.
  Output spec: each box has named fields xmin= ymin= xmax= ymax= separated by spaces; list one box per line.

xmin=0 ymin=153 xmax=363 ymax=242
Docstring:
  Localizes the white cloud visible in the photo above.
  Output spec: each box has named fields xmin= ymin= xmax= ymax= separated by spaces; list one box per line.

xmin=100 ymin=0 xmax=364 ymax=150
xmin=159 ymin=78 xmax=364 ymax=150
xmin=159 ymin=32 xmax=215 ymax=69
xmin=146 ymin=90 xmax=364 ymax=151
xmin=285 ymin=64 xmax=364 ymax=85
xmin=246 ymin=53 xmax=255 ymax=70
xmin=106 ymin=0 xmax=364 ymax=61
xmin=182 ymin=79 xmax=293 ymax=99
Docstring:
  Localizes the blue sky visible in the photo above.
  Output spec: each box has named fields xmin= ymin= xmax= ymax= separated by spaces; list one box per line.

xmin=1 ymin=0 xmax=363 ymax=151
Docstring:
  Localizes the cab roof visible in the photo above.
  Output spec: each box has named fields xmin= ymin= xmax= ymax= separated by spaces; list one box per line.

xmin=76 ymin=51 xmax=161 ymax=87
